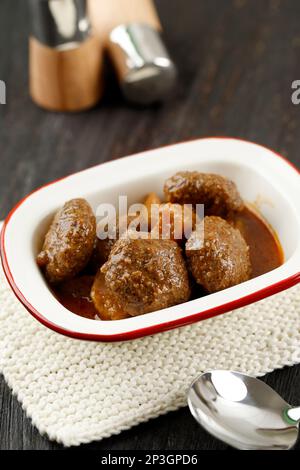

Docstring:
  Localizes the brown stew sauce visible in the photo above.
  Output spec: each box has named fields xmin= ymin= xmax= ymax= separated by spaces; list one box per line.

xmin=53 ymin=206 xmax=283 ymax=320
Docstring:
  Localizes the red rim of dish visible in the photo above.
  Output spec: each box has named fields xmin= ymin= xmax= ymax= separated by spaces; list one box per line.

xmin=1 ymin=137 xmax=300 ymax=342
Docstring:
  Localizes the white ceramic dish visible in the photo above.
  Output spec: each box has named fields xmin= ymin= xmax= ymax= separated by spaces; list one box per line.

xmin=1 ymin=138 xmax=300 ymax=341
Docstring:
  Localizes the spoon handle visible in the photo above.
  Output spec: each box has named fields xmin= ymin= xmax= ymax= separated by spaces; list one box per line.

xmin=285 ymin=407 xmax=300 ymax=423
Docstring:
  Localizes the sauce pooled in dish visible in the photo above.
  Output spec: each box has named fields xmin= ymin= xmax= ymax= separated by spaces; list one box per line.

xmin=37 ymin=172 xmax=283 ymax=320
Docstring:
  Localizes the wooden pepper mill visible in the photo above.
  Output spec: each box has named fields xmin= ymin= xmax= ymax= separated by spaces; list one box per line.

xmin=29 ymin=0 xmax=103 ymax=112
xmin=88 ymin=0 xmax=177 ymax=105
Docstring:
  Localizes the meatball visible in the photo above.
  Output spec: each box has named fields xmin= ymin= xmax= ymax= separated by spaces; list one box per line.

xmin=164 ymin=171 xmax=244 ymax=218
xmin=91 ymin=213 xmax=146 ymax=269
xmin=91 ymin=235 xmax=191 ymax=319
xmin=186 ymin=216 xmax=251 ymax=293
xmin=37 ymin=198 xmax=96 ymax=283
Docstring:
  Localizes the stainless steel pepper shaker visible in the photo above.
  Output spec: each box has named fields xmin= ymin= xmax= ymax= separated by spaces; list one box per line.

xmin=89 ymin=0 xmax=177 ymax=105
xmin=108 ymin=23 xmax=177 ymax=105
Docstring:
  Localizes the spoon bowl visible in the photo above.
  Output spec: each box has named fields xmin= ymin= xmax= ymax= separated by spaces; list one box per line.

xmin=187 ymin=370 xmax=299 ymax=450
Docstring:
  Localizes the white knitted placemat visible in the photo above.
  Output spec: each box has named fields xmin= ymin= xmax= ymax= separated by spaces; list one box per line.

xmin=0 ymin=259 xmax=300 ymax=447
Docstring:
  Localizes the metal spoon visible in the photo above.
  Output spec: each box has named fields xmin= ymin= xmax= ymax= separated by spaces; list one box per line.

xmin=187 ymin=370 xmax=300 ymax=450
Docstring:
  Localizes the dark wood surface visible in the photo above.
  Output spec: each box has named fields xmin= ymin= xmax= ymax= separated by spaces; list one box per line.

xmin=0 ymin=0 xmax=300 ymax=450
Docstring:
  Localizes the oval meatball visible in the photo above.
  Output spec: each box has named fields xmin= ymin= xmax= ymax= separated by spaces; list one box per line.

xmin=186 ymin=216 xmax=251 ymax=293
xmin=91 ymin=213 xmax=146 ymax=270
xmin=37 ymin=198 xmax=96 ymax=283
xmin=91 ymin=235 xmax=191 ymax=319
xmin=164 ymin=171 xmax=244 ymax=218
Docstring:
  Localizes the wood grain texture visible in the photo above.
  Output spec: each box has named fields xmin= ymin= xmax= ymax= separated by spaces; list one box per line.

xmin=0 ymin=0 xmax=300 ymax=450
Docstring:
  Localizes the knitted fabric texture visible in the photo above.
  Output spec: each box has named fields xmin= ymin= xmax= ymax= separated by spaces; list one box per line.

xmin=0 ymin=262 xmax=300 ymax=446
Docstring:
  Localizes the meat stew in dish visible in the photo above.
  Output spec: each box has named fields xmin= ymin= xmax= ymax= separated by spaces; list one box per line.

xmin=37 ymin=171 xmax=283 ymax=321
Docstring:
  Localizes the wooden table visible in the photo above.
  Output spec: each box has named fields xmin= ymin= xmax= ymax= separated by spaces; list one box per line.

xmin=0 ymin=0 xmax=300 ymax=450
